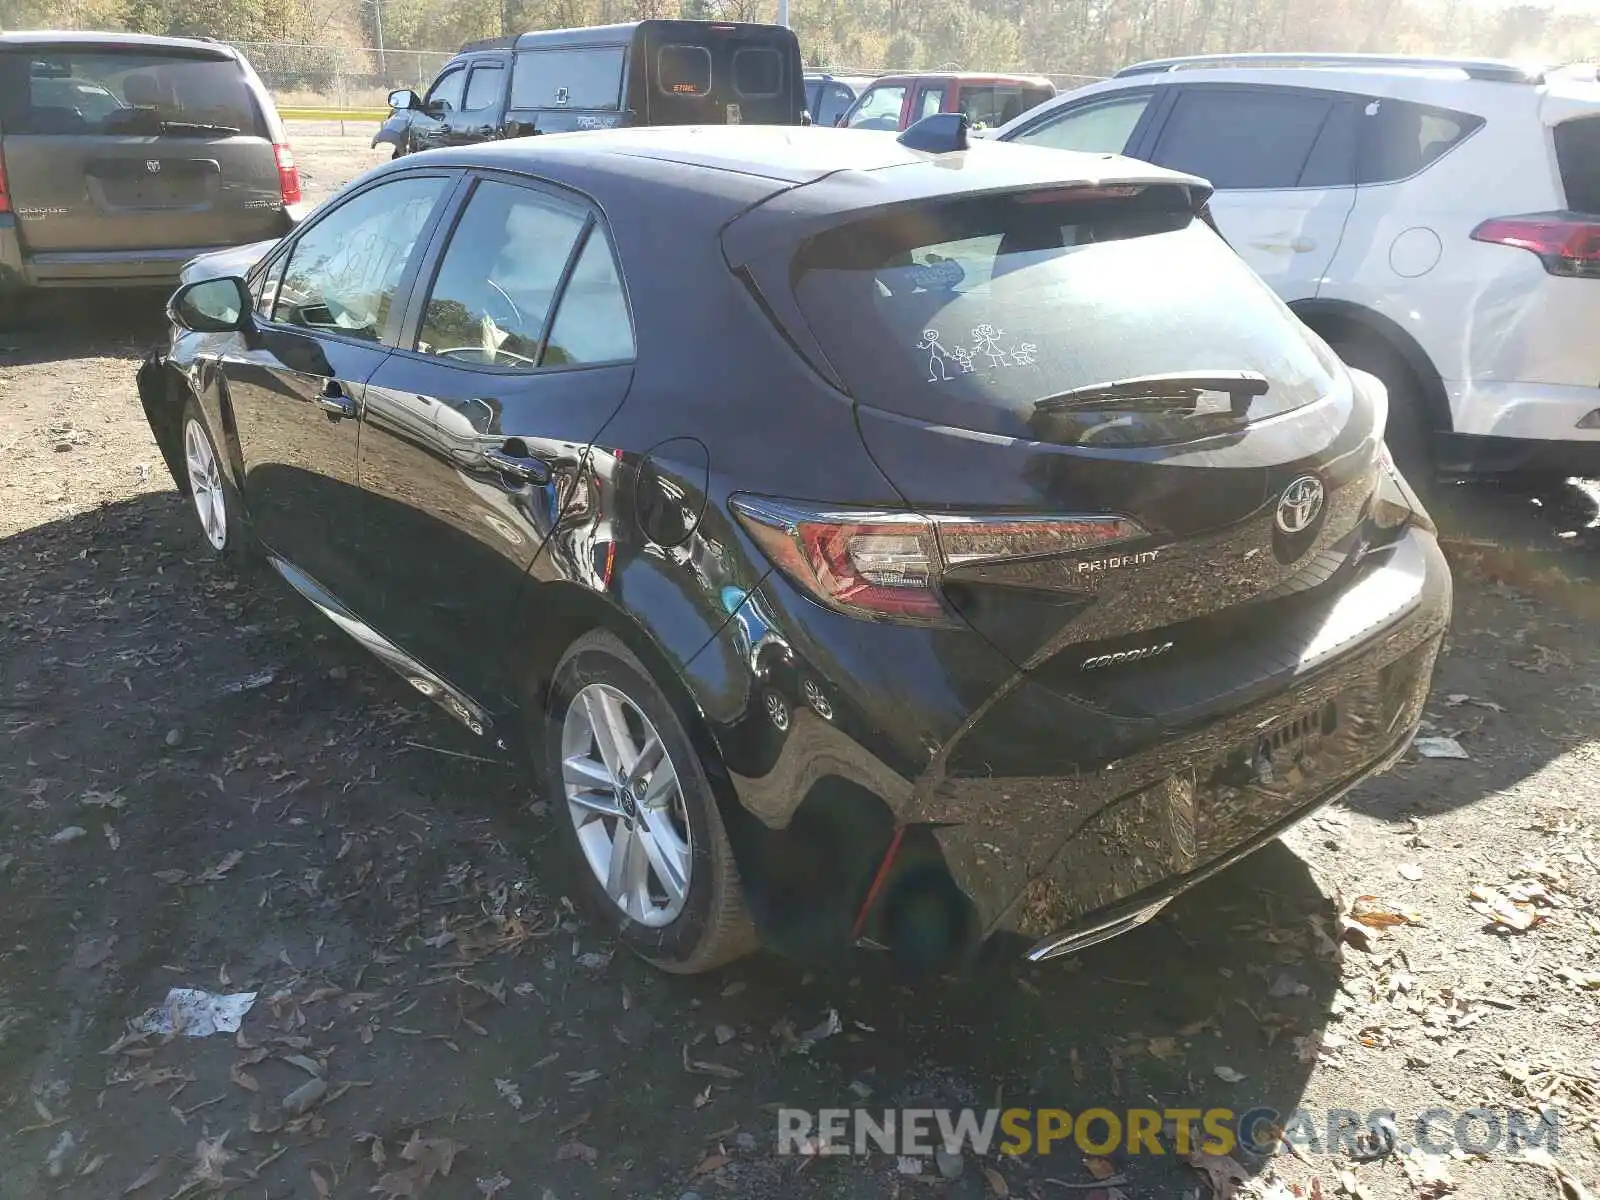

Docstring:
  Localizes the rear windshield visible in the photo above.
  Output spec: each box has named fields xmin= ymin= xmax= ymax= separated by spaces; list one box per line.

xmin=0 ymin=49 xmax=263 ymax=137
xmin=1555 ymin=117 xmax=1600 ymax=214
xmin=733 ymin=47 xmax=783 ymax=98
xmin=790 ymin=188 xmax=1340 ymax=439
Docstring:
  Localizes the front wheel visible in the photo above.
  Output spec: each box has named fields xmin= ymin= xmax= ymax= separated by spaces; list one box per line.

xmin=545 ymin=631 xmax=756 ymax=973
xmin=180 ymin=397 xmax=250 ymax=560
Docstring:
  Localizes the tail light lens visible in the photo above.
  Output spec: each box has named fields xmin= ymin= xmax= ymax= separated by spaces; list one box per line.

xmin=0 ymin=145 xmax=10 ymax=214
xmin=273 ymin=143 xmax=301 ymax=206
xmin=1471 ymin=213 xmax=1600 ymax=278
xmin=731 ymin=497 xmax=1146 ymax=625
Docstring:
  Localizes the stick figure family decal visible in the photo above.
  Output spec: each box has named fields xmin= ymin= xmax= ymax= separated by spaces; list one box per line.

xmin=916 ymin=326 xmax=1039 ymax=383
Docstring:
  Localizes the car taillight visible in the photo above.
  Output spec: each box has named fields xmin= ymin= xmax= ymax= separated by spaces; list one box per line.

xmin=1471 ymin=213 xmax=1600 ymax=278
xmin=273 ymin=143 xmax=301 ymax=206
xmin=0 ymin=145 xmax=10 ymax=214
xmin=731 ymin=497 xmax=1146 ymax=625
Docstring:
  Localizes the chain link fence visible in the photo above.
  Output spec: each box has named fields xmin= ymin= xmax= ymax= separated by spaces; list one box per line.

xmin=231 ymin=41 xmax=454 ymax=114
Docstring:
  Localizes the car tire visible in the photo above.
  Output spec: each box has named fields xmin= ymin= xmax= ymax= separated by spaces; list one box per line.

xmin=1327 ymin=336 xmax=1434 ymax=487
xmin=179 ymin=396 xmax=251 ymax=562
xmin=545 ymin=630 xmax=757 ymax=974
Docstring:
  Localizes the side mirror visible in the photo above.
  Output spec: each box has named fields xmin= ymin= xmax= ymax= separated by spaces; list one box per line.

xmin=169 ymin=276 xmax=251 ymax=334
xmin=388 ymin=88 xmax=421 ymax=111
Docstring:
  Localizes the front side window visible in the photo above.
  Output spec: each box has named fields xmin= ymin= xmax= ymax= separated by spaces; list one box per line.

xmin=273 ymin=175 xmax=448 ymax=342
xmin=425 ymin=67 xmax=466 ymax=112
xmin=1150 ymin=87 xmax=1336 ymax=190
xmin=510 ymin=48 xmax=624 ymax=110
xmin=463 ymin=64 xmax=504 ymax=112
xmin=846 ymin=84 xmax=905 ymax=130
xmin=659 ymin=45 xmax=711 ymax=97
xmin=819 ymin=82 xmax=854 ymax=126
xmin=733 ymin=47 xmax=782 ymax=98
xmin=0 ymin=49 xmax=263 ymax=137
xmin=252 ymin=252 xmax=287 ymax=320
xmin=416 ymin=179 xmax=588 ymax=369
xmin=1011 ymin=93 xmax=1150 ymax=154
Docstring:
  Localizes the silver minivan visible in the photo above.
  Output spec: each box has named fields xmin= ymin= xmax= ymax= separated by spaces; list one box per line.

xmin=0 ymin=31 xmax=305 ymax=311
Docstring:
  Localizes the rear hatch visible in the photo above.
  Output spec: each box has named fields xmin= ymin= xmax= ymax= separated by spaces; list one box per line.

xmin=0 ymin=43 xmax=286 ymax=254
xmin=735 ymin=178 xmax=1399 ymax=722
xmin=642 ymin=21 xmax=802 ymax=126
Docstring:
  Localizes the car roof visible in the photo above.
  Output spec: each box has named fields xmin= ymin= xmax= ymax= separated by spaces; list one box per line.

xmin=0 ymin=30 xmax=237 ymax=57
xmin=863 ymin=72 xmax=1054 ymax=87
xmin=407 ymin=124 xmax=1196 ymax=191
xmin=510 ymin=19 xmax=790 ymax=51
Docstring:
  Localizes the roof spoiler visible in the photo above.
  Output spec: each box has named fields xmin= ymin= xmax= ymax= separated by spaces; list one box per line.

xmin=898 ymin=113 xmax=969 ymax=154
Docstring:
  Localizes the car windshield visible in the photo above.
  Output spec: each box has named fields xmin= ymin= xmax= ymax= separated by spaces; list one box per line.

xmin=790 ymin=186 xmax=1339 ymax=437
xmin=0 ymin=49 xmax=263 ymax=137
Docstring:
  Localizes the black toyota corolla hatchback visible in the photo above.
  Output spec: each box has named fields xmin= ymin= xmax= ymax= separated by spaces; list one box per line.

xmin=138 ymin=121 xmax=1450 ymax=976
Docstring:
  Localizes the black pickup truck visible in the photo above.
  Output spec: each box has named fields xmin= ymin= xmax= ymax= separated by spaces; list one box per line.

xmin=375 ymin=19 xmax=806 ymax=158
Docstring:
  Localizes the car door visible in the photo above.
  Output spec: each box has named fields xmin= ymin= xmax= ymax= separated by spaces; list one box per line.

xmin=410 ymin=65 xmax=466 ymax=152
xmin=440 ymin=60 xmax=505 ymax=145
xmin=1141 ymin=84 xmax=1358 ymax=301
xmin=842 ymin=82 xmax=907 ymax=130
xmin=356 ymin=173 xmax=636 ymax=700
xmin=1001 ymin=87 xmax=1160 ymax=154
xmin=221 ymin=171 xmax=455 ymax=597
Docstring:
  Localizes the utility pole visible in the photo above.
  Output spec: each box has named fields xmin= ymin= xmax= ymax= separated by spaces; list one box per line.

xmin=778 ymin=0 xmax=788 ymax=26
xmin=372 ymin=0 xmax=386 ymax=78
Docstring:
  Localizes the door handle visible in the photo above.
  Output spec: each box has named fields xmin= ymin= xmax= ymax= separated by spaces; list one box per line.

xmin=483 ymin=444 xmax=552 ymax=486
xmin=471 ymin=124 xmax=493 ymax=136
xmin=315 ymin=380 xmax=357 ymax=420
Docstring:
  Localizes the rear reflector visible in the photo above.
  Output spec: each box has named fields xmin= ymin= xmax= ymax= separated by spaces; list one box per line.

xmin=273 ymin=143 xmax=302 ymax=207
xmin=731 ymin=497 xmax=1146 ymax=625
xmin=0 ymin=145 xmax=10 ymax=214
xmin=1471 ymin=213 xmax=1600 ymax=278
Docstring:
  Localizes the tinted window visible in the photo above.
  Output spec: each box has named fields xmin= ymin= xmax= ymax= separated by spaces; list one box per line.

xmin=915 ymin=85 xmax=946 ymax=121
xmin=1151 ymin=87 xmax=1336 ymax=189
xmin=659 ymin=45 xmax=711 ymax=97
xmin=959 ymin=86 xmax=1033 ymax=129
xmin=544 ymin=228 xmax=635 ymax=366
xmin=733 ymin=48 xmax=782 ymax=98
xmin=1556 ymin=117 xmax=1600 ymax=214
xmin=510 ymin=48 xmax=624 ymax=110
xmin=819 ymin=82 xmax=854 ymax=126
xmin=1296 ymin=100 xmax=1357 ymax=187
xmin=1011 ymin=93 xmax=1149 ymax=152
xmin=464 ymin=64 xmax=504 ymax=111
xmin=790 ymin=189 xmax=1336 ymax=436
xmin=1357 ymin=98 xmax=1483 ymax=184
xmin=416 ymin=180 xmax=587 ymax=370
xmin=847 ymin=84 xmax=904 ymax=130
xmin=0 ymin=49 xmax=263 ymax=137
xmin=425 ymin=66 xmax=466 ymax=112
xmin=274 ymin=176 xmax=447 ymax=341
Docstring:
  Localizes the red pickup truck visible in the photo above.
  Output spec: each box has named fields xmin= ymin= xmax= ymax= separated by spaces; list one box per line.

xmin=837 ymin=72 xmax=1055 ymax=132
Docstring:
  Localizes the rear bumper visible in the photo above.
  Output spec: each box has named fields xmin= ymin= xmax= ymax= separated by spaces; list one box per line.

xmin=1446 ymin=379 xmax=1600 ymax=446
xmin=0 ymin=216 xmax=295 ymax=290
xmin=688 ymin=524 xmax=1451 ymax=970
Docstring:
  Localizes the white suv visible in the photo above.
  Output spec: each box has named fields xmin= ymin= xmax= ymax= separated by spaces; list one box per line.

xmin=995 ymin=53 xmax=1600 ymax=478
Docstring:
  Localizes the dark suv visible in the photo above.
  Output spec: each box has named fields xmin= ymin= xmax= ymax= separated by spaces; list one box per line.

xmin=0 ymin=32 xmax=303 ymax=306
xmin=374 ymin=20 xmax=805 ymax=159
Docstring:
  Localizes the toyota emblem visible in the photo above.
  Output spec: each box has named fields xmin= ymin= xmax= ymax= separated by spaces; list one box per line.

xmin=1275 ymin=475 xmax=1326 ymax=535
xmin=145 ymin=159 xmax=161 ymax=173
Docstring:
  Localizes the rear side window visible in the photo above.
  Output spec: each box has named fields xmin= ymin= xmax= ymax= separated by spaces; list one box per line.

xmin=0 ymin=48 xmax=264 ymax=137
xmin=1150 ymin=87 xmax=1337 ymax=189
xmin=659 ymin=45 xmax=711 ymax=97
xmin=544 ymin=228 xmax=635 ymax=366
xmin=733 ymin=48 xmax=782 ymax=98
xmin=510 ymin=48 xmax=624 ymax=110
xmin=1555 ymin=117 xmax=1600 ymax=214
xmin=959 ymin=86 xmax=1033 ymax=130
xmin=788 ymin=188 xmax=1338 ymax=438
xmin=1010 ymin=93 xmax=1150 ymax=153
xmin=1357 ymin=98 xmax=1483 ymax=184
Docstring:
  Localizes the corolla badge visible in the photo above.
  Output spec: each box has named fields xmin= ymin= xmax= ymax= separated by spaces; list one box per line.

xmin=1275 ymin=475 xmax=1325 ymax=535
xmin=1081 ymin=641 xmax=1174 ymax=671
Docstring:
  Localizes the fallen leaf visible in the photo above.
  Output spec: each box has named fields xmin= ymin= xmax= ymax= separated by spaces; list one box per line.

xmin=1469 ymin=885 xmax=1542 ymax=932
xmin=1146 ymin=1036 xmax=1181 ymax=1060
xmin=49 ymin=826 xmax=88 ymax=844
xmin=121 ymin=1157 xmax=167 ymax=1195
xmin=715 ymin=1023 xmax=736 ymax=1045
xmin=683 ymin=1044 xmax=743 ymax=1079
xmin=1517 ymin=1146 xmax=1596 ymax=1200
xmin=555 ymin=1140 xmax=597 ymax=1165
xmin=982 ymin=1164 xmax=1010 ymax=1196
xmin=1400 ymin=1145 xmax=1456 ymax=1198
xmin=1186 ymin=1148 xmax=1250 ymax=1199
xmin=185 ymin=1133 xmax=235 ymax=1190
xmin=476 ymin=1173 xmax=512 ymax=1198
xmin=1398 ymin=863 xmax=1424 ymax=881
xmin=1084 ymin=1155 xmax=1117 ymax=1179
xmin=692 ymin=1153 xmax=730 ymax=1177
xmin=199 ymin=850 xmax=244 ymax=882
xmin=1414 ymin=737 xmax=1469 ymax=760
xmin=1214 ymin=1065 xmax=1247 ymax=1083
xmin=494 ymin=1078 xmax=523 ymax=1110
xmin=230 ymin=1063 xmax=259 ymax=1092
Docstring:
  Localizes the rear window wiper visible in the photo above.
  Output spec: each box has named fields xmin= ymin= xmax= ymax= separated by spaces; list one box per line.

xmin=1033 ymin=371 xmax=1269 ymax=416
xmin=157 ymin=120 xmax=241 ymax=137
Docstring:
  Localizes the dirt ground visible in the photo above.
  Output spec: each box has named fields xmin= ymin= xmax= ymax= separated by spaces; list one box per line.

xmin=1 ymin=122 xmax=1598 ymax=1200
